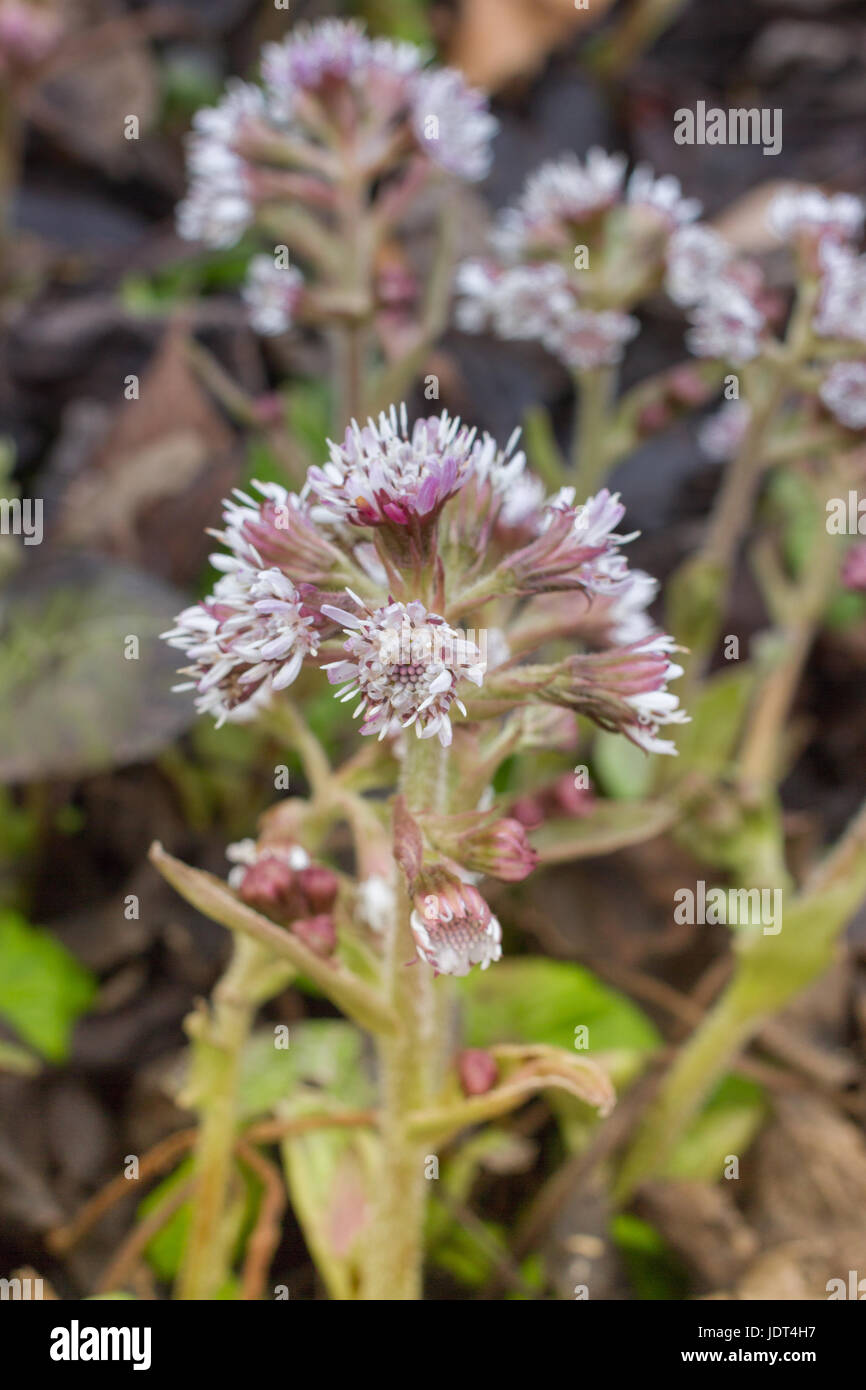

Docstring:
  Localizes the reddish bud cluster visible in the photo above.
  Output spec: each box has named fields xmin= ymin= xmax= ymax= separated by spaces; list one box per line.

xmin=238 ymin=851 xmax=339 ymax=956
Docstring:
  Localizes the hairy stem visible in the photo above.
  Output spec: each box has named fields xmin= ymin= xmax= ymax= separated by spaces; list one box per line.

xmin=363 ymin=737 xmax=445 ymax=1299
xmin=177 ymin=935 xmax=290 ymax=1300
xmin=572 ymin=365 xmax=616 ymax=497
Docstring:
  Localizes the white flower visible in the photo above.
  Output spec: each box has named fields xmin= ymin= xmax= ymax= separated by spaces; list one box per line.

xmin=226 ymin=837 xmax=309 ymax=890
xmin=490 ymin=149 xmax=627 ymax=259
xmin=410 ymin=883 xmax=502 ymax=975
xmin=261 ymin=19 xmax=369 ymax=120
xmin=164 ymin=566 xmax=319 ymax=727
xmin=686 ymin=278 xmax=765 ymax=362
xmin=627 ymin=165 xmax=701 ymax=227
xmin=605 ymin=569 xmax=659 ymax=645
xmin=622 ymin=635 xmax=690 ymax=756
xmin=814 ymin=242 xmax=866 ymax=343
xmin=665 ymin=224 xmax=730 ymax=307
xmin=455 ymin=259 xmax=576 ymax=342
xmin=544 ymin=305 xmax=639 ymax=370
xmin=697 ymin=400 xmax=751 ymax=460
xmin=305 ymin=404 xmax=487 ymax=527
xmin=768 ymin=187 xmax=863 ymax=246
xmin=819 ymin=361 xmax=866 ymax=430
xmin=540 ymin=487 xmax=639 ymax=595
xmin=177 ymin=82 xmax=264 ymax=247
xmin=242 ymin=255 xmax=305 ymax=335
xmin=411 ymin=67 xmax=498 ymax=182
xmin=321 ymin=595 xmax=485 ymax=747
xmin=356 ymin=874 xmax=395 ymax=933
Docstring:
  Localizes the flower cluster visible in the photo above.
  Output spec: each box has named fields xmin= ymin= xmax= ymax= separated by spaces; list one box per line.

xmin=227 ymin=838 xmax=339 ymax=956
xmin=165 ymin=394 xmax=688 ymax=972
xmin=177 ymin=18 xmax=497 ymax=340
xmin=455 ymin=148 xmax=708 ymax=371
xmin=164 ymin=565 xmax=320 ymax=727
xmin=321 ymin=594 xmax=486 ymax=748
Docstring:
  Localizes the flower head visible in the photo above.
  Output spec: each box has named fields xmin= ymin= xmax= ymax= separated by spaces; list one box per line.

xmin=177 ymin=82 xmax=266 ymax=247
xmin=544 ymin=306 xmax=639 ymax=370
xmin=0 ymin=0 xmax=62 ymax=71
xmin=321 ymin=595 xmax=485 ymax=747
xmin=261 ymin=19 xmax=371 ymax=118
xmin=768 ymin=187 xmax=863 ymax=248
xmin=305 ymin=404 xmax=486 ymax=528
xmin=410 ymin=868 xmax=502 ymax=975
xmin=455 ymin=260 xmax=574 ymax=340
xmin=627 ymin=165 xmax=701 ymax=228
xmin=815 ymin=242 xmax=866 ymax=343
xmin=502 ymin=488 xmax=638 ymax=595
xmin=491 ymin=149 xmax=627 ymax=259
xmin=165 ymin=566 xmax=320 ymax=726
xmin=686 ymin=277 xmax=765 ymax=362
xmin=411 ymin=68 xmax=497 ymax=181
xmin=819 ymin=360 xmax=866 ymax=431
xmin=553 ymin=636 xmax=689 ymax=755
xmin=242 ymin=255 xmax=305 ymax=335
xmin=213 ymin=481 xmax=347 ymax=585
xmin=697 ymin=400 xmax=751 ymax=461
xmin=665 ymin=224 xmax=730 ymax=307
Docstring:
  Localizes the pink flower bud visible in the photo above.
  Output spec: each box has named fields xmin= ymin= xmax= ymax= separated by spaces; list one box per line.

xmin=551 ymin=772 xmax=596 ymax=818
xmin=238 ymin=856 xmax=298 ymax=919
xmin=470 ymin=818 xmax=538 ymax=882
xmin=410 ymin=868 xmax=502 ymax=976
xmin=842 ymin=542 xmax=866 ymax=592
xmin=509 ymin=795 xmax=546 ymax=831
xmin=291 ymin=914 xmax=337 ymax=957
xmin=458 ymin=1049 xmax=499 ymax=1096
xmin=297 ymin=864 xmax=339 ymax=914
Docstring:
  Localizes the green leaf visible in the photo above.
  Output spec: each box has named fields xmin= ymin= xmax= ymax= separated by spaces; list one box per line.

xmin=137 ymin=1159 xmax=193 ymax=1283
xmin=0 ymin=556 xmax=193 ymax=782
xmin=531 ymin=800 xmax=676 ymax=863
xmin=674 ymin=666 xmax=756 ymax=775
xmin=458 ymin=958 xmax=661 ymax=1055
xmin=592 ymin=729 xmax=654 ymax=799
xmin=663 ymin=1074 xmax=767 ymax=1182
xmin=277 ymin=1022 xmax=376 ymax=1301
xmin=238 ymin=1030 xmax=302 ymax=1120
xmin=0 ymin=910 xmax=95 ymax=1061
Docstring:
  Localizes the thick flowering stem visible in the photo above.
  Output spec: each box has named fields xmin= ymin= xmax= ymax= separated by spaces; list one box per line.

xmin=177 ymin=935 xmax=292 ymax=1300
xmin=363 ymin=737 xmax=446 ymax=1299
xmin=572 ymin=365 xmax=616 ymax=497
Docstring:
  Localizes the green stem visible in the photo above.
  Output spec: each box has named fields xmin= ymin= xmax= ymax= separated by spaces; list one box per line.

xmin=738 ymin=521 xmax=838 ymax=790
xmin=572 ymin=366 xmax=616 ymax=497
xmin=177 ymin=935 xmax=290 ymax=1300
xmin=613 ymin=979 xmax=755 ymax=1204
xmin=363 ymin=738 xmax=445 ymax=1299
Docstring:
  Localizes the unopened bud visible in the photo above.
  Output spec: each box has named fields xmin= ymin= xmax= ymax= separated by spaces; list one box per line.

xmin=291 ymin=914 xmax=337 ymax=957
xmin=297 ymin=864 xmax=339 ymax=914
xmin=458 ymin=1049 xmax=499 ymax=1096
xmin=238 ymin=856 xmax=298 ymax=920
